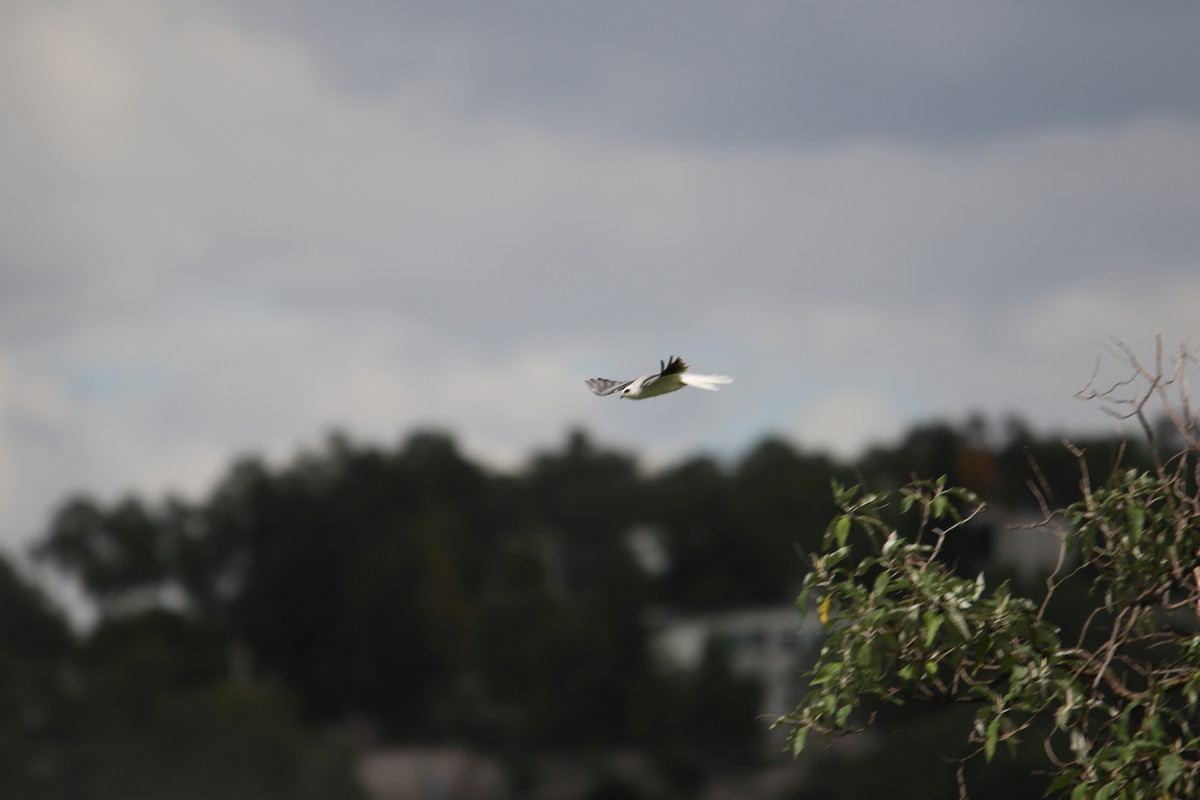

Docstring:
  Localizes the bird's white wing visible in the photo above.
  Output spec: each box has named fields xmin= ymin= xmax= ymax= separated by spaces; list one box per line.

xmin=679 ymin=373 xmax=733 ymax=391
xmin=586 ymin=377 xmax=633 ymax=396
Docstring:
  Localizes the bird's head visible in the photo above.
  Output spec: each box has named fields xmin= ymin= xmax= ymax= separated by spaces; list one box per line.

xmin=620 ymin=381 xmax=641 ymax=399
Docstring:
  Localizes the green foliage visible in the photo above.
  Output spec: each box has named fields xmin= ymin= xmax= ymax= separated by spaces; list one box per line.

xmin=786 ymin=479 xmax=1056 ymax=748
xmin=782 ymin=459 xmax=1200 ymax=798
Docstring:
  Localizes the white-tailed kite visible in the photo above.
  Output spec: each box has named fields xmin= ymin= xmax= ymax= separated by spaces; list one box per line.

xmin=586 ymin=355 xmax=733 ymax=400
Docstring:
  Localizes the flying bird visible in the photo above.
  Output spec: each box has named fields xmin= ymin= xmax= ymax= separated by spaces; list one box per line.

xmin=586 ymin=355 xmax=733 ymax=400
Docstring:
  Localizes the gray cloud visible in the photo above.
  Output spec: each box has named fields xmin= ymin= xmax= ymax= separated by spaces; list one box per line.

xmin=1 ymin=0 xmax=1199 ymax=552
xmin=225 ymin=0 xmax=1200 ymax=146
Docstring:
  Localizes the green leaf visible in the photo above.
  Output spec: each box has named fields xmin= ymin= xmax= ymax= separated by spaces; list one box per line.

xmin=791 ymin=725 xmax=809 ymax=757
xmin=823 ymin=545 xmax=852 ymax=568
xmin=831 ymin=515 xmax=851 ymax=548
xmin=954 ymin=487 xmax=981 ymax=506
xmin=830 ymin=479 xmax=858 ymax=506
xmin=1127 ymin=505 xmax=1144 ymax=538
xmin=931 ymin=494 xmax=949 ymax=519
xmin=1045 ymin=769 xmax=1077 ymax=796
xmin=923 ymin=611 xmax=943 ymax=648
xmin=984 ymin=716 xmax=999 ymax=763
xmin=1160 ymin=753 xmax=1183 ymax=790
xmin=946 ymin=607 xmax=971 ymax=640
xmin=1094 ymin=783 xmax=1116 ymax=800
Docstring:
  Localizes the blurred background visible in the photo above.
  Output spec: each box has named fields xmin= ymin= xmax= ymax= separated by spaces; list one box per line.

xmin=2 ymin=1 xmax=1199 ymax=797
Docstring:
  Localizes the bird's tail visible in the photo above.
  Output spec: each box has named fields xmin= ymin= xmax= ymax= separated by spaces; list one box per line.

xmin=680 ymin=373 xmax=734 ymax=391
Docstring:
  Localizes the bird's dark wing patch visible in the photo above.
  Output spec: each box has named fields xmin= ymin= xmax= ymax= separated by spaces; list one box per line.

xmin=586 ymin=378 xmax=633 ymax=396
xmin=658 ymin=355 xmax=689 ymax=377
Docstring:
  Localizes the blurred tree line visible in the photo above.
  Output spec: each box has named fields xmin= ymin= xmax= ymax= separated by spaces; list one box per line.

xmin=0 ymin=417 xmax=1149 ymax=798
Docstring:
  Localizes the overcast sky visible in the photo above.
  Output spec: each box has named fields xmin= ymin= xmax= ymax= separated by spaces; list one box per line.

xmin=3 ymin=0 xmax=1200 ymax=552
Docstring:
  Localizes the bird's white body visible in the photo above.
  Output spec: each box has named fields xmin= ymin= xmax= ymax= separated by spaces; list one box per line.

xmin=586 ymin=356 xmax=732 ymax=400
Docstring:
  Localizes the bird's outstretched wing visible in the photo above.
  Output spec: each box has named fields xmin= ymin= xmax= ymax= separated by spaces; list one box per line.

xmin=586 ymin=377 xmax=634 ymax=396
